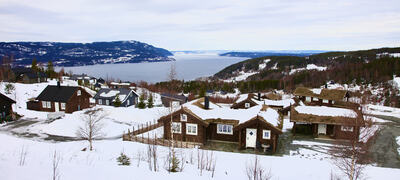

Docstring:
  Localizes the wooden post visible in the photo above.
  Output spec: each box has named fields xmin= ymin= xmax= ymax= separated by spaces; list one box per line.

xmin=238 ymin=130 xmax=242 ymax=149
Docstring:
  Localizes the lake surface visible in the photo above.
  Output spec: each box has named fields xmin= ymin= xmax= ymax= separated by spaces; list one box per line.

xmin=56 ymin=53 xmax=246 ymax=83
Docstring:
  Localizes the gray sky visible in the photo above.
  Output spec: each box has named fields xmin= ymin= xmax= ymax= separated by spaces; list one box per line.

xmin=0 ymin=0 xmax=399 ymax=51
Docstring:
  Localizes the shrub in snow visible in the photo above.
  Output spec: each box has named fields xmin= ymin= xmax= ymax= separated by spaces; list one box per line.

xmin=4 ymin=83 xmax=15 ymax=94
xmin=114 ymin=95 xmax=121 ymax=107
xmin=117 ymin=153 xmax=131 ymax=166
xmin=147 ymin=93 xmax=154 ymax=108
xmin=137 ymin=94 xmax=146 ymax=109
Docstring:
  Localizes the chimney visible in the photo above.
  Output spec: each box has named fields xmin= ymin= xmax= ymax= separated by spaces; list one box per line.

xmin=57 ymin=81 xmax=61 ymax=88
xmin=258 ymin=92 xmax=261 ymax=101
xmin=204 ymin=96 xmax=209 ymax=109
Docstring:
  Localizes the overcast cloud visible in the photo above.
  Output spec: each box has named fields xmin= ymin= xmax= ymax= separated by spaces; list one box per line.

xmin=0 ymin=0 xmax=399 ymax=51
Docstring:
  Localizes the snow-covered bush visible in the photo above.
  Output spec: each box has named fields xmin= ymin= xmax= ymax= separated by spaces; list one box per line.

xmin=117 ymin=152 xmax=131 ymax=166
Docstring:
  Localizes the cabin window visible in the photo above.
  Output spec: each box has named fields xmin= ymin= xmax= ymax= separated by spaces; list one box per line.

xmin=313 ymin=98 xmax=319 ymax=102
xmin=245 ymin=103 xmax=250 ymax=108
xmin=61 ymin=103 xmax=66 ymax=110
xmin=322 ymin=99 xmax=329 ymax=103
xmin=180 ymin=114 xmax=187 ymax=122
xmin=172 ymin=122 xmax=182 ymax=134
xmin=127 ymin=100 xmax=130 ymax=105
xmin=305 ymin=97 xmax=311 ymax=102
xmin=77 ymin=90 xmax=81 ymax=96
xmin=332 ymin=100 xmax=335 ymax=104
xmin=341 ymin=126 xmax=354 ymax=132
xmin=98 ymin=99 xmax=102 ymax=104
xmin=263 ymin=130 xmax=271 ymax=139
xmin=186 ymin=123 xmax=197 ymax=135
xmin=47 ymin=101 xmax=51 ymax=108
xmin=217 ymin=124 xmax=233 ymax=135
xmin=106 ymin=100 xmax=110 ymax=105
xmin=42 ymin=101 xmax=47 ymax=108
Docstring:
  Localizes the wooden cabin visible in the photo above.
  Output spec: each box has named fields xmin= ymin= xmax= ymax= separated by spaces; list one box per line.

xmin=158 ymin=98 xmax=282 ymax=153
xmin=0 ymin=93 xmax=16 ymax=121
xmin=12 ymin=67 xmax=47 ymax=83
xmin=27 ymin=82 xmax=91 ymax=113
xmin=231 ymin=94 xmax=260 ymax=109
xmin=290 ymin=105 xmax=364 ymax=140
xmin=293 ymin=87 xmax=350 ymax=107
xmin=161 ymin=93 xmax=188 ymax=107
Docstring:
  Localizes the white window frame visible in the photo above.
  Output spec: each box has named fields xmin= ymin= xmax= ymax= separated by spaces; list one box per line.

xmin=341 ymin=126 xmax=354 ymax=132
xmin=262 ymin=130 xmax=271 ymax=139
xmin=313 ymin=97 xmax=319 ymax=101
xmin=332 ymin=100 xmax=335 ymax=104
xmin=47 ymin=101 xmax=51 ymax=108
xmin=172 ymin=122 xmax=182 ymax=134
xmin=106 ymin=99 xmax=110 ymax=105
xmin=245 ymin=103 xmax=250 ymax=108
xmin=77 ymin=90 xmax=81 ymax=96
xmin=322 ymin=99 xmax=329 ymax=104
xmin=61 ymin=103 xmax=66 ymax=110
xmin=98 ymin=99 xmax=102 ymax=104
xmin=180 ymin=114 xmax=187 ymax=122
xmin=186 ymin=123 xmax=198 ymax=135
xmin=127 ymin=100 xmax=130 ymax=105
xmin=42 ymin=101 xmax=47 ymax=108
xmin=217 ymin=124 xmax=233 ymax=135
xmin=305 ymin=97 xmax=311 ymax=102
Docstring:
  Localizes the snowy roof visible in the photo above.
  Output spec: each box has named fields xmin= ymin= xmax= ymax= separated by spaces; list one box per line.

xmin=294 ymin=105 xmax=357 ymax=118
xmin=94 ymin=88 xmax=136 ymax=102
xmin=183 ymin=99 xmax=280 ymax=126
xmin=264 ymin=99 xmax=294 ymax=108
xmin=110 ymin=82 xmax=130 ymax=86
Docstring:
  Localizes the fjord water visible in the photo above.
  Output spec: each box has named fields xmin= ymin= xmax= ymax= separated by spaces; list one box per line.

xmin=57 ymin=53 xmax=246 ymax=83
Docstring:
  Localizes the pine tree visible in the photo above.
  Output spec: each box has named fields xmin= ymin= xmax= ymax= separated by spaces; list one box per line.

xmin=31 ymin=58 xmax=38 ymax=72
xmin=137 ymin=94 xmax=146 ymax=109
xmin=114 ymin=95 xmax=122 ymax=107
xmin=46 ymin=61 xmax=55 ymax=78
xmin=147 ymin=93 xmax=154 ymax=108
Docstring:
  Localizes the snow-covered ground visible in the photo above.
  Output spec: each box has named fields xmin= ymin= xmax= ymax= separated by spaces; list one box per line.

xmin=0 ymin=133 xmax=399 ymax=180
xmin=289 ymin=64 xmax=327 ymax=75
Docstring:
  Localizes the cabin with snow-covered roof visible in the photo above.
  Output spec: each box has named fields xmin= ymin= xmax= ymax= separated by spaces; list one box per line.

xmin=158 ymin=97 xmax=283 ymax=153
xmin=93 ymin=88 xmax=138 ymax=107
xmin=290 ymin=104 xmax=364 ymax=140
xmin=294 ymin=87 xmax=350 ymax=106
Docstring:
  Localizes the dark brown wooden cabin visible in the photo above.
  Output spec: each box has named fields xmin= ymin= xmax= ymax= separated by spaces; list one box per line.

xmin=161 ymin=93 xmax=188 ymax=107
xmin=293 ymin=87 xmax=350 ymax=107
xmin=290 ymin=106 xmax=364 ymax=140
xmin=234 ymin=116 xmax=282 ymax=153
xmin=0 ymin=93 xmax=16 ymax=121
xmin=27 ymin=83 xmax=91 ymax=113
xmin=158 ymin=106 xmax=282 ymax=153
xmin=231 ymin=94 xmax=259 ymax=109
xmin=158 ymin=107 xmax=209 ymax=144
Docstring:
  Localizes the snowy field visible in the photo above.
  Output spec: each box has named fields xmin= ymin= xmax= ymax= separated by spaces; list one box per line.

xmin=0 ymin=133 xmax=399 ymax=180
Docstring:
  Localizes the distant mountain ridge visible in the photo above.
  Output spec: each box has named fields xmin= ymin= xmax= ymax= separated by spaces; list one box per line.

xmin=219 ymin=50 xmax=328 ymax=58
xmin=0 ymin=40 xmax=174 ymax=66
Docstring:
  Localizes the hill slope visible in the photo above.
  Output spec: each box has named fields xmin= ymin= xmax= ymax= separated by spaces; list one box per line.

xmin=0 ymin=40 xmax=174 ymax=66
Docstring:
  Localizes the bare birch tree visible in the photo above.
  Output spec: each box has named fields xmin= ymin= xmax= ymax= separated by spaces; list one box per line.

xmin=246 ymin=155 xmax=272 ymax=180
xmin=329 ymin=114 xmax=375 ymax=180
xmin=76 ymin=107 xmax=107 ymax=151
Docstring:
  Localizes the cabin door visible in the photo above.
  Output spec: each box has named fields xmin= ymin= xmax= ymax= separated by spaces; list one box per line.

xmin=54 ymin=102 xmax=59 ymax=112
xmin=318 ymin=124 xmax=327 ymax=135
xmin=246 ymin=128 xmax=257 ymax=148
